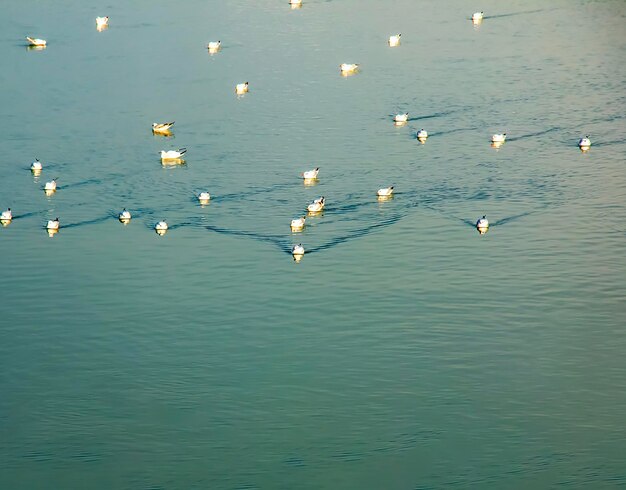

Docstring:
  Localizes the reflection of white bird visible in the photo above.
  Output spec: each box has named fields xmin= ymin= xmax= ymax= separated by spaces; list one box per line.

xmin=198 ymin=192 xmax=211 ymax=202
xmin=96 ymin=16 xmax=109 ymax=27
xmin=155 ymin=221 xmax=168 ymax=231
xmin=307 ymin=196 xmax=325 ymax=213
xmin=394 ymin=113 xmax=409 ymax=123
xmin=160 ymin=149 xmax=186 ymax=159
xmin=1 ymin=208 xmax=12 ymax=221
xmin=377 ymin=186 xmax=394 ymax=197
xmin=491 ymin=133 xmax=506 ymax=143
xmin=207 ymin=41 xmax=221 ymax=51
xmin=119 ymin=209 xmax=132 ymax=222
xmin=472 ymin=12 xmax=484 ymax=21
xmin=292 ymin=244 xmax=305 ymax=256
xmin=417 ymin=129 xmax=428 ymax=139
xmin=152 ymin=122 xmax=174 ymax=133
xmin=476 ymin=215 xmax=489 ymax=233
xmin=31 ymin=159 xmax=43 ymax=171
xmin=302 ymin=167 xmax=319 ymax=179
xmin=235 ymin=82 xmax=249 ymax=94
xmin=47 ymin=218 xmax=60 ymax=230
xmin=388 ymin=34 xmax=401 ymax=47
xmin=290 ymin=216 xmax=306 ymax=231
xmin=26 ymin=37 xmax=47 ymax=47
xmin=578 ymin=136 xmax=591 ymax=149
xmin=44 ymin=179 xmax=57 ymax=191
xmin=340 ymin=63 xmax=359 ymax=73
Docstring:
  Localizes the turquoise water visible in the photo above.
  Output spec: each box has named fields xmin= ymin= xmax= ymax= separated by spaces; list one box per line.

xmin=1 ymin=0 xmax=625 ymax=488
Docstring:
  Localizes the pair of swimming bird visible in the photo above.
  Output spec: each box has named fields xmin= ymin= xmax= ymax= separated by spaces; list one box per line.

xmin=152 ymin=122 xmax=186 ymax=160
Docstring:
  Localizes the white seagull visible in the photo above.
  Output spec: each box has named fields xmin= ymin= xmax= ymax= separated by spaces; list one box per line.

xmin=292 ymin=244 xmax=305 ymax=256
xmin=47 ymin=217 xmax=60 ymax=230
xmin=26 ymin=37 xmax=47 ymax=47
xmin=476 ymin=215 xmax=489 ymax=234
xmin=198 ymin=192 xmax=211 ymax=202
xmin=155 ymin=221 xmax=168 ymax=231
xmin=491 ymin=133 xmax=506 ymax=143
xmin=302 ymin=167 xmax=319 ymax=179
xmin=1 ymin=208 xmax=12 ymax=222
xmin=472 ymin=12 xmax=484 ymax=21
xmin=235 ymin=82 xmax=249 ymax=94
xmin=152 ymin=122 xmax=175 ymax=133
xmin=578 ymin=136 xmax=591 ymax=150
xmin=417 ymin=129 xmax=428 ymax=139
xmin=96 ymin=16 xmax=109 ymax=28
xmin=394 ymin=113 xmax=409 ymax=123
xmin=340 ymin=63 xmax=359 ymax=73
xmin=388 ymin=34 xmax=401 ymax=47
xmin=160 ymin=148 xmax=186 ymax=160
xmin=31 ymin=159 xmax=43 ymax=171
xmin=119 ymin=209 xmax=132 ymax=222
xmin=290 ymin=216 xmax=306 ymax=231
xmin=307 ymin=196 xmax=325 ymax=213
xmin=290 ymin=0 xmax=303 ymax=5
xmin=377 ymin=186 xmax=394 ymax=197
xmin=207 ymin=41 xmax=221 ymax=51
xmin=44 ymin=179 xmax=57 ymax=191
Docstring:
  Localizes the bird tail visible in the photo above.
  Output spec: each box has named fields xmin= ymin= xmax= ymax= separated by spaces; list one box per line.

xmin=178 ymin=148 xmax=187 ymax=155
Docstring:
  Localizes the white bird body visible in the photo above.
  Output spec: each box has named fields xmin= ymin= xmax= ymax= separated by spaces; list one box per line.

xmin=417 ymin=129 xmax=428 ymax=139
xmin=207 ymin=41 xmax=221 ymax=50
xmin=152 ymin=122 xmax=174 ymax=133
xmin=47 ymin=218 xmax=60 ymax=230
xmin=472 ymin=12 xmax=484 ymax=21
xmin=340 ymin=63 xmax=359 ymax=73
xmin=95 ymin=16 xmax=109 ymax=27
xmin=235 ymin=82 xmax=249 ymax=94
xmin=26 ymin=37 xmax=46 ymax=47
xmin=1 ymin=209 xmax=12 ymax=221
xmin=388 ymin=34 xmax=401 ymax=47
xmin=377 ymin=186 xmax=394 ymax=197
xmin=307 ymin=196 xmax=325 ymax=213
xmin=476 ymin=216 xmax=489 ymax=233
xmin=578 ymin=136 xmax=591 ymax=149
xmin=394 ymin=113 xmax=409 ymax=123
xmin=289 ymin=0 xmax=303 ymax=4
xmin=160 ymin=148 xmax=186 ymax=159
xmin=290 ymin=216 xmax=306 ymax=230
xmin=302 ymin=167 xmax=319 ymax=179
xmin=155 ymin=221 xmax=168 ymax=231
xmin=44 ymin=179 xmax=57 ymax=191
xmin=198 ymin=192 xmax=211 ymax=202
xmin=491 ymin=133 xmax=506 ymax=143
xmin=119 ymin=209 xmax=132 ymax=221
xmin=31 ymin=159 xmax=42 ymax=170
xmin=292 ymin=244 xmax=305 ymax=256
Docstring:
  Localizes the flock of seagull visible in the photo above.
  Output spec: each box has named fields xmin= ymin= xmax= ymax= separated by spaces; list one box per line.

xmin=12 ymin=9 xmax=594 ymax=260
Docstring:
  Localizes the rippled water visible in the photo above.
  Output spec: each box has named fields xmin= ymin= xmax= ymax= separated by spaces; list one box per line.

xmin=1 ymin=0 xmax=625 ymax=488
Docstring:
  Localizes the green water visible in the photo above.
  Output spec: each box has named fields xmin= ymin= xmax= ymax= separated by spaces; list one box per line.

xmin=1 ymin=0 xmax=625 ymax=488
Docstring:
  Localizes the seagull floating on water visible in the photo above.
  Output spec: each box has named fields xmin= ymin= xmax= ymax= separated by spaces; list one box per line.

xmin=235 ymin=82 xmax=249 ymax=94
xmin=472 ymin=12 xmax=484 ymax=21
xmin=476 ymin=215 xmax=489 ymax=234
xmin=292 ymin=244 xmax=305 ymax=256
xmin=302 ymin=167 xmax=319 ymax=180
xmin=394 ymin=113 xmax=409 ymax=123
xmin=160 ymin=149 xmax=186 ymax=160
xmin=417 ymin=129 xmax=428 ymax=140
xmin=307 ymin=196 xmax=325 ymax=213
xmin=491 ymin=133 xmax=506 ymax=143
xmin=95 ymin=16 xmax=109 ymax=28
xmin=289 ymin=0 xmax=303 ymax=5
xmin=155 ymin=221 xmax=168 ymax=232
xmin=207 ymin=41 xmax=221 ymax=52
xmin=388 ymin=34 xmax=401 ymax=47
xmin=152 ymin=122 xmax=174 ymax=134
xmin=198 ymin=192 xmax=211 ymax=203
xmin=118 ymin=209 xmax=132 ymax=223
xmin=578 ymin=136 xmax=591 ymax=150
xmin=44 ymin=179 xmax=57 ymax=191
xmin=377 ymin=186 xmax=394 ymax=197
xmin=31 ymin=159 xmax=42 ymax=171
xmin=26 ymin=37 xmax=46 ymax=47
xmin=1 ymin=208 xmax=12 ymax=222
xmin=46 ymin=217 xmax=60 ymax=230
xmin=290 ymin=216 xmax=306 ymax=231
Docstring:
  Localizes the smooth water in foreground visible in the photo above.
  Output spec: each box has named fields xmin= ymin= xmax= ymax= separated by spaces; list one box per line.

xmin=1 ymin=0 xmax=625 ymax=488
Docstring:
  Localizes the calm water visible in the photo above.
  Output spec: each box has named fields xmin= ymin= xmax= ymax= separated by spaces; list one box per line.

xmin=1 ymin=0 xmax=625 ymax=488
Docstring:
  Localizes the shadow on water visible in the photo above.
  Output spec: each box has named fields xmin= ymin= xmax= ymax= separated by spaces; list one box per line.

xmin=484 ymin=8 xmax=556 ymax=20
xmin=442 ymin=210 xmax=538 ymax=228
xmin=213 ymin=182 xmax=295 ymax=203
xmin=205 ymin=225 xmax=291 ymax=253
xmin=12 ymin=210 xmax=47 ymax=220
xmin=507 ymin=127 xmax=561 ymax=142
xmin=63 ymin=215 xmax=114 ymax=229
xmin=60 ymin=178 xmax=103 ymax=190
xmin=428 ymin=126 xmax=479 ymax=137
